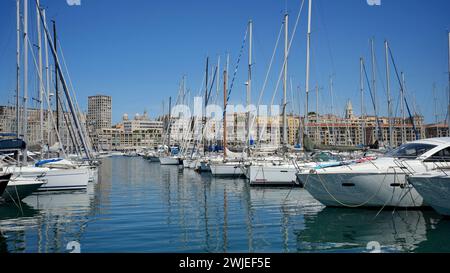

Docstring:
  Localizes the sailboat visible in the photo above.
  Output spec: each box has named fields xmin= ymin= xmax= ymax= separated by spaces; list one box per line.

xmin=210 ymin=21 xmax=253 ymax=178
xmin=160 ymin=97 xmax=182 ymax=166
xmin=1 ymin=0 xmax=92 ymax=192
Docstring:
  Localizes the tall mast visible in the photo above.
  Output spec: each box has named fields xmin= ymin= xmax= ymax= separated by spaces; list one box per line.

xmin=37 ymin=0 xmax=44 ymax=158
xmin=22 ymin=0 xmax=29 ymax=164
xmin=36 ymin=5 xmax=93 ymax=161
xmin=216 ymin=57 xmax=220 ymax=102
xmin=371 ymin=38 xmax=379 ymax=142
xmin=360 ymin=58 xmax=365 ymax=146
xmin=316 ymin=85 xmax=319 ymax=143
xmin=168 ymin=96 xmax=172 ymax=149
xmin=223 ymin=69 xmax=228 ymax=160
xmin=447 ymin=31 xmax=450 ymax=129
xmin=385 ymin=40 xmax=393 ymax=147
xmin=283 ymin=13 xmax=289 ymax=147
xmin=43 ymin=9 xmax=51 ymax=153
xmin=16 ymin=0 xmax=21 ymax=141
xmin=401 ymin=72 xmax=406 ymax=143
xmin=52 ymin=20 xmax=60 ymax=140
xmin=247 ymin=20 xmax=253 ymax=150
xmin=330 ymin=75 xmax=335 ymax=145
xmin=305 ymin=0 xmax=312 ymax=138
xmin=204 ymin=57 xmax=209 ymax=156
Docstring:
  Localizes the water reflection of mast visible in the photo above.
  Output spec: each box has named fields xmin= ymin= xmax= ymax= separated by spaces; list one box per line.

xmin=203 ymin=176 xmax=211 ymax=251
xmin=281 ymin=202 xmax=290 ymax=252
xmin=243 ymin=182 xmax=254 ymax=252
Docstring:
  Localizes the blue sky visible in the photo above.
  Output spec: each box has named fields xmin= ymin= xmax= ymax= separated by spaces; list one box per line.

xmin=0 ymin=0 xmax=449 ymax=124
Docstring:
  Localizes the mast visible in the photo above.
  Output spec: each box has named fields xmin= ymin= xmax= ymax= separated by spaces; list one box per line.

xmin=447 ymin=31 xmax=450 ymax=130
xmin=316 ymin=85 xmax=319 ymax=143
xmin=385 ymin=40 xmax=393 ymax=147
xmin=52 ymin=20 xmax=60 ymax=141
xmin=37 ymin=0 xmax=44 ymax=158
xmin=330 ymin=75 xmax=335 ymax=145
xmin=168 ymin=96 xmax=172 ymax=150
xmin=401 ymin=72 xmax=406 ymax=143
xmin=43 ymin=9 xmax=51 ymax=154
xmin=204 ymin=57 xmax=209 ymax=156
xmin=223 ymin=69 xmax=228 ymax=160
xmin=22 ymin=0 xmax=28 ymax=164
xmin=247 ymin=20 xmax=253 ymax=150
xmin=36 ymin=5 xmax=93 ymax=161
xmin=283 ymin=13 xmax=289 ymax=147
xmin=16 ymin=0 xmax=21 ymax=141
xmin=371 ymin=38 xmax=379 ymax=143
xmin=360 ymin=58 xmax=365 ymax=146
xmin=305 ymin=0 xmax=312 ymax=138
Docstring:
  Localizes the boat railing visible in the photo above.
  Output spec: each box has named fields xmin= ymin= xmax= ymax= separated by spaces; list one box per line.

xmin=393 ymin=159 xmax=415 ymax=175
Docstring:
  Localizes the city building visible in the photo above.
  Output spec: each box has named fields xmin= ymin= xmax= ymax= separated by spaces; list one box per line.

xmin=92 ymin=111 xmax=164 ymax=151
xmin=87 ymin=95 xmax=112 ymax=132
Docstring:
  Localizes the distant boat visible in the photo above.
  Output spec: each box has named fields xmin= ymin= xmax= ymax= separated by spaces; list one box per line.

xmin=159 ymin=156 xmax=181 ymax=166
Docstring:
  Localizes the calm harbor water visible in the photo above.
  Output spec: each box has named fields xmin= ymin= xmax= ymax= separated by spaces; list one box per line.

xmin=1 ymin=156 xmax=450 ymax=253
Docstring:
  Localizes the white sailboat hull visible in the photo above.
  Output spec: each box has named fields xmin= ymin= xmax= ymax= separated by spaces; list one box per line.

xmin=210 ymin=163 xmax=245 ymax=177
xmin=12 ymin=167 xmax=89 ymax=191
xmin=248 ymin=164 xmax=298 ymax=186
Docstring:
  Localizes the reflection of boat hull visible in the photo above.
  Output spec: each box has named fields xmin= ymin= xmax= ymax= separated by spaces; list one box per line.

xmin=408 ymin=174 xmax=450 ymax=216
xmin=200 ymin=161 xmax=211 ymax=172
xmin=248 ymin=164 xmax=298 ymax=187
xmin=297 ymin=207 xmax=429 ymax=252
xmin=86 ymin=166 xmax=98 ymax=183
xmin=2 ymin=178 xmax=45 ymax=202
xmin=147 ymin=156 xmax=160 ymax=162
xmin=298 ymin=172 xmax=424 ymax=208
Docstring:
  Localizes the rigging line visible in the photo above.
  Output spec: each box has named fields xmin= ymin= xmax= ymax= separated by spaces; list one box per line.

xmin=226 ymin=26 xmax=249 ymax=104
xmin=387 ymin=45 xmax=419 ymax=140
xmin=363 ymin=61 xmax=384 ymax=143
xmin=254 ymin=23 xmax=284 ymax=113
xmin=206 ymin=66 xmax=218 ymax=106
xmin=316 ymin=0 xmax=336 ymax=75
xmin=25 ymin=32 xmax=66 ymax=158
xmin=269 ymin=0 xmax=306 ymax=108
xmin=57 ymin=40 xmax=90 ymax=142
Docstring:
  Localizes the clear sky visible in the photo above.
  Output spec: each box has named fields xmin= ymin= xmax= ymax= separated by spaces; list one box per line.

xmin=0 ymin=0 xmax=449 ymax=124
